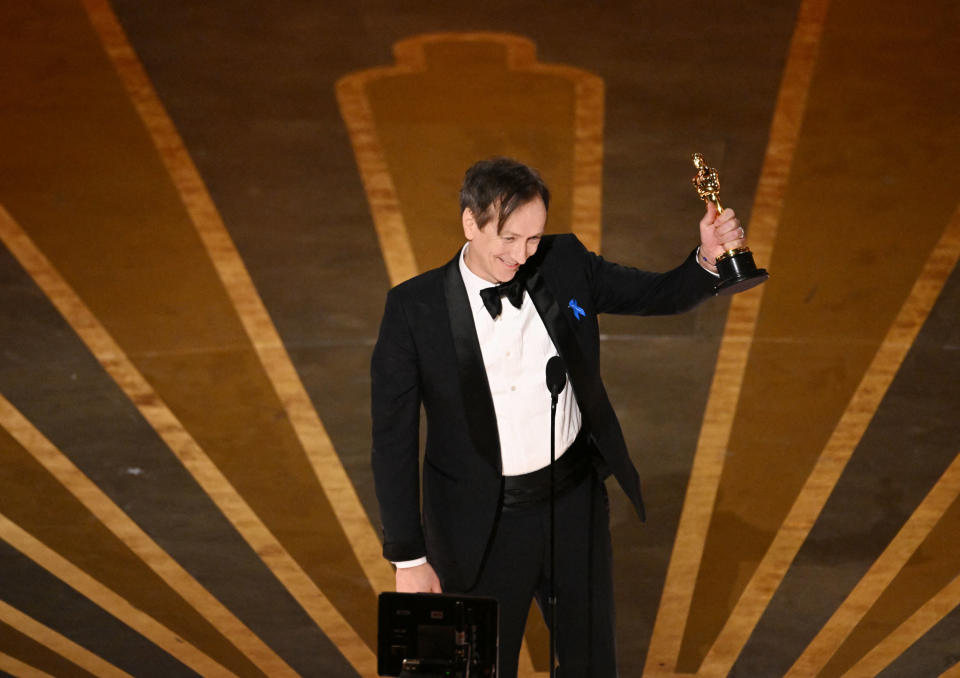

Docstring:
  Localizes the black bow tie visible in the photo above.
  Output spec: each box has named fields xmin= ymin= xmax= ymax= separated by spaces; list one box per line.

xmin=479 ymin=277 xmax=525 ymax=319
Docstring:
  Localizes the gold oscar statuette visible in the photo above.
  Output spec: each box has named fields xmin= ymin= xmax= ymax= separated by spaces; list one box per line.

xmin=691 ymin=152 xmax=769 ymax=294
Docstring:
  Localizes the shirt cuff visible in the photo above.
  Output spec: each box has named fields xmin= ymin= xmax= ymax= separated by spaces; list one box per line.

xmin=696 ymin=246 xmax=720 ymax=278
xmin=393 ymin=557 xmax=428 ymax=569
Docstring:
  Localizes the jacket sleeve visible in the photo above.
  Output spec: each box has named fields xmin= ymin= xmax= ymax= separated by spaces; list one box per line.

xmin=370 ymin=287 xmax=427 ymax=562
xmin=584 ymin=244 xmax=716 ymax=316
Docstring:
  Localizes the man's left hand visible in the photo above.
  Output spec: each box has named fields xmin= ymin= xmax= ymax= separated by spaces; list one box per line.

xmin=698 ymin=202 xmax=747 ymax=267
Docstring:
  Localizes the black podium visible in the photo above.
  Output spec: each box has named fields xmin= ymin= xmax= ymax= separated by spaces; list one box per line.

xmin=377 ymin=592 xmax=499 ymax=677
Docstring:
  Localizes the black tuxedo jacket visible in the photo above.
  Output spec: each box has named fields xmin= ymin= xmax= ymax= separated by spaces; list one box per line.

xmin=371 ymin=234 xmax=715 ymax=591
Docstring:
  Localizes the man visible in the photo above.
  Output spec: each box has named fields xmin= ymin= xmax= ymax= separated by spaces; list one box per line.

xmin=371 ymin=157 xmax=745 ymax=676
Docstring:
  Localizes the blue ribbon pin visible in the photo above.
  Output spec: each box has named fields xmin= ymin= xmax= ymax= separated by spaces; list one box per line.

xmin=568 ymin=299 xmax=586 ymax=320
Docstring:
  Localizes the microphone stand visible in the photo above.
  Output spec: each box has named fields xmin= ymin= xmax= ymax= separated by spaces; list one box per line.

xmin=545 ymin=356 xmax=566 ymax=678
xmin=549 ymin=386 xmax=558 ymax=678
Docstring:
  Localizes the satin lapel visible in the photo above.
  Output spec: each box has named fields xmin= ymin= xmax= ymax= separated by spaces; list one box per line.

xmin=443 ymin=259 xmax=502 ymax=472
xmin=527 ymin=267 xmax=645 ymax=519
xmin=525 ymin=269 xmax=600 ymax=408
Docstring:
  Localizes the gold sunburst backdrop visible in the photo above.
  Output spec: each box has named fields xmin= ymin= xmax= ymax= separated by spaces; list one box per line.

xmin=1 ymin=1 xmax=958 ymax=677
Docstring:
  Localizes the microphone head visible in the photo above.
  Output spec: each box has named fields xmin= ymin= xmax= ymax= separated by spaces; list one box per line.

xmin=546 ymin=356 xmax=567 ymax=395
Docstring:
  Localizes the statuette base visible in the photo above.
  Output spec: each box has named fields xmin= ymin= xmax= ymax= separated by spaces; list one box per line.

xmin=714 ymin=249 xmax=769 ymax=295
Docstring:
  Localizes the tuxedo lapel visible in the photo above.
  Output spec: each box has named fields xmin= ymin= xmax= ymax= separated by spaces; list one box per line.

xmin=443 ymin=258 xmax=502 ymax=472
xmin=527 ymin=261 xmax=645 ymax=519
xmin=525 ymin=268 xmax=600 ymax=408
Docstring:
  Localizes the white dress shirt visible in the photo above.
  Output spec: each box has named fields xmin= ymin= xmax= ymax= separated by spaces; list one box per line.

xmin=458 ymin=243 xmax=582 ymax=475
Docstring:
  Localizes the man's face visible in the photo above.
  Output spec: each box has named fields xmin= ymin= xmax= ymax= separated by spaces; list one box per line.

xmin=462 ymin=197 xmax=546 ymax=283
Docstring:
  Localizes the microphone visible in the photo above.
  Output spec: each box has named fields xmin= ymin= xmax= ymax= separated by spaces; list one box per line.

xmin=546 ymin=356 xmax=567 ymax=398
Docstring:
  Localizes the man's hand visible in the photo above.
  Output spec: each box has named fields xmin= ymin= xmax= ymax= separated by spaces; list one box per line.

xmin=698 ymin=201 xmax=747 ymax=269
xmin=396 ymin=562 xmax=442 ymax=593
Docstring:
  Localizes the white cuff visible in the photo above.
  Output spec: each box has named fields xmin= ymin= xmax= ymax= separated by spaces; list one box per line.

xmin=696 ymin=246 xmax=720 ymax=278
xmin=393 ymin=557 xmax=428 ymax=569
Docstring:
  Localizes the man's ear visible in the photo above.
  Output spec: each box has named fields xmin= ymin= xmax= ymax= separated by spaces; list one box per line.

xmin=462 ymin=208 xmax=477 ymax=240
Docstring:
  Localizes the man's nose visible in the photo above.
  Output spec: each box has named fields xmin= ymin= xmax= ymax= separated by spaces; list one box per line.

xmin=513 ymin=241 xmax=529 ymax=264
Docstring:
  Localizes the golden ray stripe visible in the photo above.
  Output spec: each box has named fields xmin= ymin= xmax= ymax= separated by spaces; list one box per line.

xmin=568 ymin=67 xmax=603 ymax=255
xmin=0 ymin=513 xmax=235 ymax=677
xmin=0 ymin=394 xmax=297 ymax=677
xmin=516 ymin=637 xmax=548 ymax=678
xmin=791 ymin=453 xmax=960 ymax=675
xmin=78 ymin=0 xmax=394 ymax=596
xmin=0 ymin=651 xmax=56 ymax=678
xmin=336 ymin=65 xmax=419 ymax=286
xmin=0 ymin=600 xmax=133 ymax=677
xmin=0 ymin=204 xmax=376 ymax=675
xmin=517 ymin=638 xmax=535 ymax=676
xmin=840 ymin=573 xmax=960 ymax=677
xmin=700 ymin=204 xmax=960 ymax=676
xmin=787 ymin=450 xmax=960 ymax=673
xmin=644 ymin=0 xmax=832 ymax=673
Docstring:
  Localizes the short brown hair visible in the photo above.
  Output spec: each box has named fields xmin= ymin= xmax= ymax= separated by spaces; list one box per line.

xmin=459 ymin=158 xmax=550 ymax=232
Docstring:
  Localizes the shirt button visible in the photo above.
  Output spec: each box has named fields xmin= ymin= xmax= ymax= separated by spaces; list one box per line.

xmin=510 ymin=386 xmax=516 ymax=391
xmin=506 ymin=351 xmax=511 ymax=357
